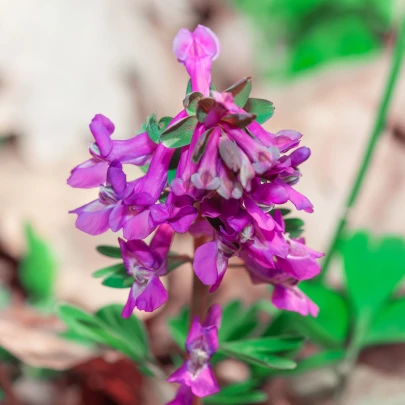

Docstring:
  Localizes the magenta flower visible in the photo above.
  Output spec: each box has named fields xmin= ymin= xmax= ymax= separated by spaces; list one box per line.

xmin=244 ymin=256 xmax=319 ymax=317
xmin=168 ymin=304 xmax=221 ymax=399
xmin=70 ymin=160 xmax=134 ymax=235
xmin=119 ymin=224 xmax=174 ymax=317
xmin=173 ymin=25 xmax=220 ymax=96
xmin=67 ymin=114 xmax=156 ymax=188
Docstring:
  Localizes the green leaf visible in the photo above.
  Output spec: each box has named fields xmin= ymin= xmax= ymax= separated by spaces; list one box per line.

xmin=275 ymin=350 xmax=345 ymax=376
xmin=219 ymin=346 xmax=296 ymax=370
xmin=96 ymin=245 xmax=122 ymax=258
xmin=95 ymin=304 xmax=150 ymax=358
xmin=92 ymin=263 xmax=125 ymax=278
xmin=196 ymin=98 xmax=215 ymax=123
xmin=57 ymin=304 xmax=154 ymax=373
xmin=366 ymin=298 xmax=405 ymax=345
xmin=183 ymin=91 xmax=204 ymax=115
xmin=185 ymin=79 xmax=192 ymax=95
xmin=158 ymin=116 xmax=172 ymax=132
xmin=145 ymin=112 xmax=160 ymax=143
xmin=19 ymin=223 xmax=57 ymax=301
xmin=221 ymin=336 xmax=304 ymax=354
xmin=191 ymin=128 xmax=214 ymax=163
xmin=244 ymin=98 xmax=274 ymax=124
xmin=160 ymin=116 xmax=198 ymax=148
xmin=225 ymin=77 xmax=252 ymax=107
xmin=341 ymin=232 xmax=405 ymax=318
xmin=102 ymin=274 xmax=133 ymax=289
xmin=219 ymin=300 xmax=259 ymax=342
xmin=205 ymin=382 xmax=267 ymax=405
xmin=284 ymin=217 xmax=305 ymax=238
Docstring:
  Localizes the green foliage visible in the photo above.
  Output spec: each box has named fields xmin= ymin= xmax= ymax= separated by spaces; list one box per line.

xmin=232 ymin=0 xmax=393 ymax=78
xmin=266 ymin=231 xmax=405 ymax=380
xmin=224 ymin=77 xmax=252 ymax=107
xmin=144 ymin=113 xmax=173 ymax=144
xmin=58 ymin=304 xmax=155 ymax=375
xmin=160 ymin=116 xmax=198 ymax=148
xmin=19 ymin=223 xmax=57 ymax=302
xmin=244 ymin=98 xmax=274 ymax=124
xmin=96 ymin=245 xmax=121 ymax=258
xmin=205 ymin=380 xmax=267 ymax=404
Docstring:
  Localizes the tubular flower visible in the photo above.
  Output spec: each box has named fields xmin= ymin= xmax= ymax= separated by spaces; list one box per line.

xmin=167 ymin=305 xmax=221 ymax=400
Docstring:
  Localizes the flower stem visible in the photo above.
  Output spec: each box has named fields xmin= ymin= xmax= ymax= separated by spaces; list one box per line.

xmin=190 ymin=233 xmax=210 ymax=405
xmin=320 ymin=16 xmax=405 ymax=279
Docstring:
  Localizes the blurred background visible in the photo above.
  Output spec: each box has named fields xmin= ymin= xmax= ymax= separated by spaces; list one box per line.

xmin=1 ymin=0 xmax=405 ymax=404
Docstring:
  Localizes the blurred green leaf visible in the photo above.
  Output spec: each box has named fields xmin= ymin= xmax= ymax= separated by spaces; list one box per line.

xmin=365 ymin=298 xmax=405 ymax=345
xmin=221 ymin=336 xmax=304 ymax=354
xmin=342 ymin=232 xmax=405 ymax=318
xmin=244 ymin=98 xmax=274 ymax=124
xmin=284 ymin=217 xmax=305 ymax=239
xmin=96 ymin=245 xmax=121 ymax=258
xmin=220 ymin=300 xmax=259 ymax=342
xmin=219 ymin=345 xmax=296 ymax=370
xmin=160 ymin=116 xmax=198 ymax=148
xmin=19 ymin=223 xmax=57 ymax=301
xmin=296 ymin=282 xmax=349 ymax=348
xmin=58 ymin=304 xmax=154 ymax=374
xmin=92 ymin=263 xmax=125 ymax=278
xmin=280 ymin=349 xmax=345 ymax=376
xmin=0 ymin=286 xmax=11 ymax=310
xmin=205 ymin=380 xmax=267 ymax=405
xmin=102 ymin=274 xmax=133 ymax=289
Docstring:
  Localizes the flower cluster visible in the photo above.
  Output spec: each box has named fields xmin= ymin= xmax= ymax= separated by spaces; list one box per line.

xmin=68 ymin=24 xmax=322 ymax=318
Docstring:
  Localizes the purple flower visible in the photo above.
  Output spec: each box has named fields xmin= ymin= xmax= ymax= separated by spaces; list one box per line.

xmin=168 ymin=305 xmax=221 ymax=399
xmin=67 ymin=114 xmax=156 ymax=189
xmin=173 ymin=25 xmax=220 ymax=96
xmin=119 ymin=224 xmax=174 ymax=317
xmin=244 ymin=256 xmax=318 ymax=317
xmin=70 ymin=160 xmax=134 ymax=235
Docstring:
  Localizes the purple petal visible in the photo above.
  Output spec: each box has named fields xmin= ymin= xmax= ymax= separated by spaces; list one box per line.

xmin=109 ymin=133 xmax=157 ymax=166
xmin=123 ymin=276 xmax=168 ymax=316
xmin=67 ymin=158 xmax=108 ymax=189
xmin=275 ymin=129 xmax=302 ymax=152
xmin=275 ymin=180 xmax=314 ymax=213
xmin=190 ymin=364 xmax=219 ymax=397
xmin=193 ymin=25 xmax=220 ymax=60
xmin=186 ymin=316 xmax=205 ymax=350
xmin=170 ymin=206 xmax=198 ymax=233
xmin=70 ymin=200 xmax=113 ymax=235
xmin=272 ymin=285 xmax=319 ymax=317
xmin=118 ymin=238 xmax=155 ymax=271
xmin=253 ymin=183 xmax=289 ymax=205
xmin=193 ymin=241 xmax=219 ymax=286
xmin=89 ymin=114 xmax=114 ymax=157
xmin=107 ymin=161 xmax=126 ymax=196
xmin=204 ymin=304 xmax=222 ymax=330
xmin=277 ymin=239 xmax=323 ymax=280
xmin=168 ymin=363 xmax=190 ymax=385
xmin=150 ymin=224 xmax=174 ymax=259
xmin=109 ymin=202 xmax=130 ymax=232
xmin=149 ymin=204 xmax=170 ymax=226
xmin=123 ymin=210 xmax=156 ymax=240
xmin=289 ymin=146 xmax=311 ymax=167
xmin=244 ymin=197 xmax=275 ymax=231
xmin=173 ymin=28 xmax=193 ymax=61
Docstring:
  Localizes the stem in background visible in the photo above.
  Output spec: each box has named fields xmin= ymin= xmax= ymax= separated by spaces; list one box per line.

xmin=190 ymin=233 xmax=210 ymax=405
xmin=320 ymin=16 xmax=405 ymax=279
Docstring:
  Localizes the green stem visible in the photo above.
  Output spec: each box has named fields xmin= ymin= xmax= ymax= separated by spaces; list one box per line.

xmin=321 ymin=17 xmax=405 ymax=279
